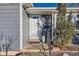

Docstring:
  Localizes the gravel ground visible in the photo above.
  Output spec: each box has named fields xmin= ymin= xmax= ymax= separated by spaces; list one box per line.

xmin=20 ymin=51 xmax=79 ymax=56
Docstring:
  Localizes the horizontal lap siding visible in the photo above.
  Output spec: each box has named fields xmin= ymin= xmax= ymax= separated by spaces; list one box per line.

xmin=0 ymin=4 xmax=20 ymax=51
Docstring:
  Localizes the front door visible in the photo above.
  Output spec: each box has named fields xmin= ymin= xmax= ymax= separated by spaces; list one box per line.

xmin=29 ymin=15 xmax=39 ymax=40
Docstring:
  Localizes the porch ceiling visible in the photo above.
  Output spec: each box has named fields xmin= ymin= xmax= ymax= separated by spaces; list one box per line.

xmin=25 ymin=7 xmax=79 ymax=15
xmin=25 ymin=8 xmax=56 ymax=15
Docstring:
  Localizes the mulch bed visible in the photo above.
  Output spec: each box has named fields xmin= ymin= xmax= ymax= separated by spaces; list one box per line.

xmin=19 ymin=45 xmax=79 ymax=56
xmin=52 ymin=46 xmax=79 ymax=56
xmin=63 ymin=46 xmax=79 ymax=51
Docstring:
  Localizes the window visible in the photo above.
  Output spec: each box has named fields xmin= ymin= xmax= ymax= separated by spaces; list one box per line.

xmin=32 ymin=16 xmax=39 ymax=19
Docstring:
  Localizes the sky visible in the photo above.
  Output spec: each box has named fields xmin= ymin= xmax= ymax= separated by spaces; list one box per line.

xmin=33 ymin=3 xmax=58 ymax=7
xmin=32 ymin=3 xmax=77 ymax=7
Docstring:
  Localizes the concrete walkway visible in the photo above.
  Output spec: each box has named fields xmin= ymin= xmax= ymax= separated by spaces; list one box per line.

xmin=0 ymin=51 xmax=20 ymax=56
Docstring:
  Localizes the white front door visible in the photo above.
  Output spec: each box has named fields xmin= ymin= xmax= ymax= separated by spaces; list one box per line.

xmin=29 ymin=16 xmax=39 ymax=40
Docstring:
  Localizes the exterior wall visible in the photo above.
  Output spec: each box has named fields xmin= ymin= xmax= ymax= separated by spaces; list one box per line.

xmin=0 ymin=3 xmax=20 ymax=51
xmin=22 ymin=7 xmax=29 ymax=48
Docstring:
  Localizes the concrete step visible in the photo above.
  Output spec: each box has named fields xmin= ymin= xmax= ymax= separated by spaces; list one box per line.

xmin=28 ymin=39 xmax=40 ymax=43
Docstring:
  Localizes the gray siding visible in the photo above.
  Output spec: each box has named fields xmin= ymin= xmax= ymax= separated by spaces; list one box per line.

xmin=23 ymin=7 xmax=29 ymax=48
xmin=0 ymin=4 xmax=20 ymax=51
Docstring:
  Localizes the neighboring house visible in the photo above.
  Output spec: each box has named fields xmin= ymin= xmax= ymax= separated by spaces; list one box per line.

xmin=22 ymin=3 xmax=79 ymax=49
xmin=0 ymin=3 xmax=20 ymax=51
